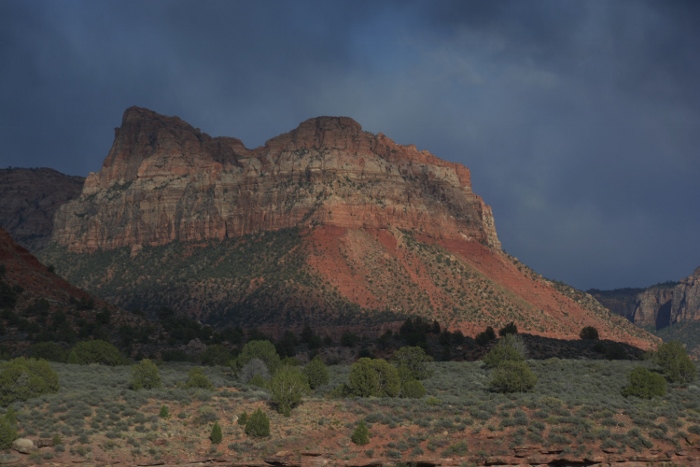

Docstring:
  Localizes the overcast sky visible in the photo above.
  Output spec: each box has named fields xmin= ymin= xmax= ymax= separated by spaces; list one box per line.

xmin=1 ymin=0 xmax=699 ymax=291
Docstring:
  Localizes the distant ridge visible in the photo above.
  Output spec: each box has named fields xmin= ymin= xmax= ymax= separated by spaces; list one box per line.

xmin=0 ymin=167 xmax=84 ymax=251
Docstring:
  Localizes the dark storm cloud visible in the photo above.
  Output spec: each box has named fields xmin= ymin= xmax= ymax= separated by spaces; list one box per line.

xmin=1 ymin=0 xmax=698 ymax=290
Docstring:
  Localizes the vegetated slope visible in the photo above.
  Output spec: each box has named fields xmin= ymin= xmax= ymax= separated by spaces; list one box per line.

xmin=41 ymin=107 xmax=658 ymax=349
xmin=654 ymin=321 xmax=700 ymax=360
xmin=0 ymin=167 xmax=84 ymax=251
xmin=0 ymin=227 xmax=144 ymax=347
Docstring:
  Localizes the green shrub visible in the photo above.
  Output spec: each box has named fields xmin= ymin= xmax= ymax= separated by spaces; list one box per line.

xmin=210 ymin=421 xmax=222 ymax=444
xmin=159 ymin=405 xmax=170 ymax=419
xmin=482 ymin=334 xmax=526 ymax=369
xmin=441 ymin=440 xmax=468 ymax=457
xmin=351 ymin=420 xmax=370 ymax=445
xmin=29 ymin=342 xmax=67 ymax=362
xmin=580 ymin=326 xmax=599 ymax=340
xmin=341 ymin=331 xmax=360 ymax=347
xmin=238 ymin=411 xmax=248 ymax=426
xmin=270 ymin=365 xmax=310 ymax=416
xmin=654 ymin=341 xmax=697 ymax=384
xmin=401 ymin=379 xmax=426 ymax=399
xmin=0 ymin=357 xmax=59 ymax=406
xmin=0 ymin=413 xmax=17 ymax=449
xmin=184 ymin=367 xmax=213 ymax=390
xmin=200 ymin=345 xmax=232 ymax=366
xmin=488 ymin=361 xmax=537 ymax=393
xmin=235 ymin=340 xmax=281 ymax=375
xmin=498 ymin=322 xmax=518 ymax=336
xmin=302 ymin=355 xmax=329 ymax=389
xmin=248 ymin=374 xmax=268 ymax=389
xmin=130 ymin=359 xmax=162 ymax=390
xmin=348 ymin=358 xmax=401 ymax=397
xmin=71 ymin=340 xmax=124 ymax=365
xmin=621 ymin=367 xmax=667 ymax=399
xmin=245 ymin=408 xmax=270 ymax=438
xmin=391 ymin=346 xmax=434 ymax=380
xmin=475 ymin=326 xmax=496 ymax=346
xmin=67 ymin=350 xmax=79 ymax=364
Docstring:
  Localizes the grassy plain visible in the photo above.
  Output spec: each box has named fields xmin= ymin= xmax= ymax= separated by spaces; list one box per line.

xmin=4 ymin=357 xmax=700 ymax=465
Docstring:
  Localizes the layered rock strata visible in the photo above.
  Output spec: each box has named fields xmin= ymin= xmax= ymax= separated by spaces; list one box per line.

xmin=53 ymin=107 xmax=499 ymax=253
xmin=592 ymin=268 xmax=700 ymax=330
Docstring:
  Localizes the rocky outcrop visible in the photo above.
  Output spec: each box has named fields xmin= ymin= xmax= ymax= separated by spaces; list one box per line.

xmin=42 ymin=107 xmax=658 ymax=349
xmin=0 ymin=168 xmax=84 ymax=251
xmin=52 ymin=107 xmax=500 ymax=253
xmin=632 ymin=286 xmax=675 ymax=328
xmin=669 ymin=268 xmax=700 ymax=324
xmin=593 ymin=269 xmax=700 ymax=330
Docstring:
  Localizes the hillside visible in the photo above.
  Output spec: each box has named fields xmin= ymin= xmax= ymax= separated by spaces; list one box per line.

xmin=0 ymin=227 xmax=143 ymax=349
xmin=40 ymin=107 xmax=658 ymax=349
xmin=0 ymin=168 xmax=84 ymax=251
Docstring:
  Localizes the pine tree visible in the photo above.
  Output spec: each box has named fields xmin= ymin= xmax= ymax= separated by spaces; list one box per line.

xmin=210 ymin=421 xmax=222 ymax=444
xmin=351 ymin=420 xmax=370 ymax=445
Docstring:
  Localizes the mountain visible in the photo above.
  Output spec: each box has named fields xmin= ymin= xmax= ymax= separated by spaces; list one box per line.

xmin=0 ymin=168 xmax=84 ymax=251
xmin=39 ymin=107 xmax=657 ymax=349
xmin=0 ymin=226 xmax=143 ymax=348
xmin=590 ymin=269 xmax=700 ymax=330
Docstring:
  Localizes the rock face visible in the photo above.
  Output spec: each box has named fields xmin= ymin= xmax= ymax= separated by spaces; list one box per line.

xmin=669 ymin=268 xmax=700 ymax=325
xmin=592 ymin=269 xmax=700 ymax=330
xmin=44 ymin=107 xmax=658 ymax=349
xmin=53 ymin=107 xmax=499 ymax=253
xmin=0 ymin=168 xmax=84 ymax=251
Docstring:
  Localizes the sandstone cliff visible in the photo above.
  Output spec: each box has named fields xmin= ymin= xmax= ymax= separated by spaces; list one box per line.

xmin=53 ymin=107 xmax=499 ymax=253
xmin=42 ymin=107 xmax=658 ymax=349
xmin=0 ymin=168 xmax=84 ymax=251
xmin=669 ymin=268 xmax=700 ymax=325
xmin=592 ymin=270 xmax=700 ymax=330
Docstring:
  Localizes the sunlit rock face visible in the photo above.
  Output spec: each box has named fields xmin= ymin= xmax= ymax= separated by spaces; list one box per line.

xmin=53 ymin=106 xmax=500 ymax=253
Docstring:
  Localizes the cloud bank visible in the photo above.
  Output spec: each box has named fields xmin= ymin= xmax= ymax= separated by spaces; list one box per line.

xmin=1 ymin=0 xmax=699 ymax=290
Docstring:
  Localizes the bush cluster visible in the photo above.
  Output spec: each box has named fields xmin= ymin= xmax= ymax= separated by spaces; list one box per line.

xmin=184 ymin=367 xmax=213 ymax=389
xmin=0 ymin=412 xmax=17 ymax=449
xmin=351 ymin=420 xmax=370 ymax=445
xmin=270 ymin=365 xmax=310 ymax=416
xmin=234 ymin=340 xmax=281 ymax=375
xmin=482 ymin=334 xmax=537 ymax=393
xmin=349 ymin=358 xmax=400 ymax=397
xmin=0 ymin=357 xmax=59 ymax=406
xmin=489 ymin=361 xmax=537 ymax=393
xmin=130 ymin=359 xmax=162 ymax=390
xmin=580 ymin=326 xmax=599 ymax=340
xmin=391 ymin=346 xmax=434 ymax=380
xmin=69 ymin=340 xmax=125 ymax=366
xmin=244 ymin=408 xmax=270 ymax=438
xmin=303 ymin=355 xmax=329 ymax=389
xmin=483 ymin=334 xmax=527 ymax=369
xmin=475 ymin=326 xmax=496 ymax=346
xmin=653 ymin=341 xmax=697 ymax=384
xmin=210 ymin=422 xmax=222 ymax=444
xmin=622 ymin=366 xmax=667 ymax=399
